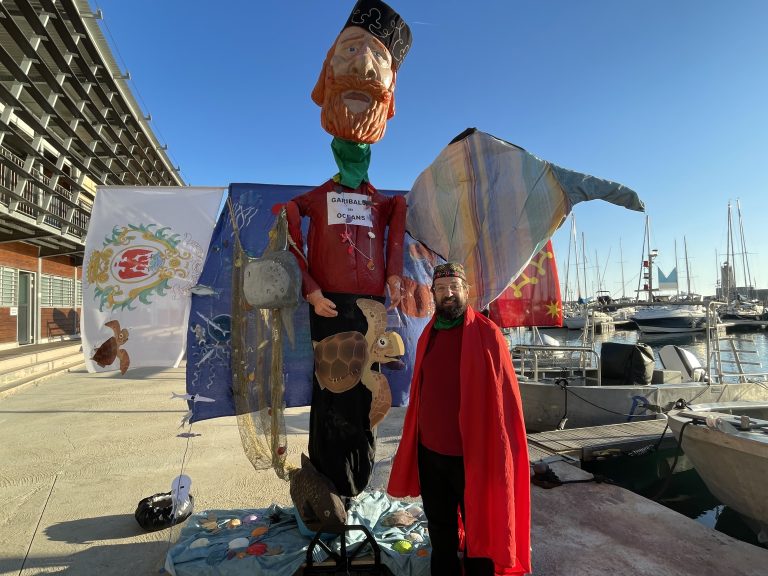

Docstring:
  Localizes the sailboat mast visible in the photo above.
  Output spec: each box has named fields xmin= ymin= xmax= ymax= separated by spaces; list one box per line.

xmin=684 ymin=236 xmax=692 ymax=296
xmin=619 ymin=237 xmax=626 ymax=300
xmin=573 ymin=216 xmax=582 ymax=303
xmin=726 ymin=201 xmax=734 ymax=300
xmin=582 ymin=232 xmax=588 ymax=300
xmin=736 ymin=199 xmax=752 ymax=294
xmin=581 ymin=232 xmax=589 ymax=300
xmin=645 ymin=216 xmax=654 ymax=302
xmin=674 ymin=239 xmax=680 ymax=299
xmin=563 ymin=215 xmax=574 ymax=303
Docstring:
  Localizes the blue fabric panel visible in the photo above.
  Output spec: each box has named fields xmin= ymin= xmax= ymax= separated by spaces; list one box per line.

xmin=186 ymin=183 xmax=426 ymax=422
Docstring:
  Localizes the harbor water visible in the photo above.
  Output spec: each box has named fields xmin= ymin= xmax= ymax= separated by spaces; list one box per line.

xmin=534 ymin=324 xmax=768 ymax=550
xmin=535 ymin=325 xmax=768 ymax=370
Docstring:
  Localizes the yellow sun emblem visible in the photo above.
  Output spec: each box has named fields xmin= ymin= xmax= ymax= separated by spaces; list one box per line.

xmin=545 ymin=301 xmax=561 ymax=318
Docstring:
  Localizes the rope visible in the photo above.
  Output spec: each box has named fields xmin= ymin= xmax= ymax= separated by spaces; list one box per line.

xmin=650 ymin=419 xmax=697 ymax=501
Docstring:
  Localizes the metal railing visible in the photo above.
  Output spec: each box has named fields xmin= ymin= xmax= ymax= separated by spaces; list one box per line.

xmin=706 ymin=300 xmax=768 ymax=384
xmin=0 ymin=145 xmax=91 ymax=235
xmin=512 ymin=344 xmax=601 ymax=385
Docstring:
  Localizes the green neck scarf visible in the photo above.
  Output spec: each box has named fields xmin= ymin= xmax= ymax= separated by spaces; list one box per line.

xmin=434 ymin=313 xmax=464 ymax=330
xmin=331 ymin=137 xmax=371 ymax=189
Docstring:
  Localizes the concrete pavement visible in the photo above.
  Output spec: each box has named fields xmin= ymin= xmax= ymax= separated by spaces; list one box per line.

xmin=1 ymin=365 xmax=767 ymax=575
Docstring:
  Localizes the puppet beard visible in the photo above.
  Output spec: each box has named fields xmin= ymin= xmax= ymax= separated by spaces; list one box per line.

xmin=320 ymin=75 xmax=393 ymax=144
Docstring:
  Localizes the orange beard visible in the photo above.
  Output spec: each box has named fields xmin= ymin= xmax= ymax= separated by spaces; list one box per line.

xmin=320 ymin=75 xmax=393 ymax=144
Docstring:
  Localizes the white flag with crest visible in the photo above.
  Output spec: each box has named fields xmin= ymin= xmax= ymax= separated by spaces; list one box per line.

xmin=82 ymin=186 xmax=225 ymax=373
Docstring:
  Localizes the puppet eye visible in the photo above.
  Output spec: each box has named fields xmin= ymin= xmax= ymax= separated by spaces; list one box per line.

xmin=378 ymin=337 xmax=387 ymax=347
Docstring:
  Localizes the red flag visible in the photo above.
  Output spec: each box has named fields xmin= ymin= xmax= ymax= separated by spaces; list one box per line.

xmin=488 ymin=240 xmax=563 ymax=327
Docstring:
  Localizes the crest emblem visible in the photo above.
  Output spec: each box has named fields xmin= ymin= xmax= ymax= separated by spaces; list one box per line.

xmin=85 ymin=224 xmax=205 ymax=311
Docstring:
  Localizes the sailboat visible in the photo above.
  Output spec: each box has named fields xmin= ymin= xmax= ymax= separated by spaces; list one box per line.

xmin=561 ymin=216 xmax=612 ymax=331
xmin=630 ymin=216 xmax=707 ymax=333
xmin=719 ymin=200 xmax=766 ymax=322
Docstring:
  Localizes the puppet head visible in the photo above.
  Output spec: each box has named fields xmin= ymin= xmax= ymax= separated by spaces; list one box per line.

xmin=312 ymin=0 xmax=412 ymax=144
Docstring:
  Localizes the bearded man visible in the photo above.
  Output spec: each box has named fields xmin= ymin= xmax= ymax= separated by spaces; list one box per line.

xmin=286 ymin=0 xmax=411 ymax=498
xmin=388 ymin=263 xmax=532 ymax=576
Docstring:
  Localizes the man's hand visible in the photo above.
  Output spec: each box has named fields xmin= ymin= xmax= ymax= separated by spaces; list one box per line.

xmin=306 ymin=290 xmax=338 ymax=317
xmin=386 ymin=275 xmax=403 ymax=311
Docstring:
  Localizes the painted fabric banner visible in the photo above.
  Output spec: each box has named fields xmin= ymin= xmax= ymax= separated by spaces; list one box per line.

xmin=488 ymin=240 xmax=563 ymax=327
xmin=82 ymin=186 xmax=225 ymax=374
xmin=406 ymin=128 xmax=644 ymax=312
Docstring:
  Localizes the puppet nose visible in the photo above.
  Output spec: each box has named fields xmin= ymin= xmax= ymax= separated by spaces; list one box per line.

xmin=349 ymin=52 xmax=377 ymax=80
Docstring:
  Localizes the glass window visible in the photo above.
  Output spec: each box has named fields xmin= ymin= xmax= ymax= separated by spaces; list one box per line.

xmin=41 ymin=275 xmax=75 ymax=307
xmin=0 ymin=267 xmax=17 ymax=306
xmin=41 ymin=275 xmax=52 ymax=307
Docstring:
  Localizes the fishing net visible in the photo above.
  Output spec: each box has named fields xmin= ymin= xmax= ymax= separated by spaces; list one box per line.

xmin=228 ymin=200 xmax=301 ymax=480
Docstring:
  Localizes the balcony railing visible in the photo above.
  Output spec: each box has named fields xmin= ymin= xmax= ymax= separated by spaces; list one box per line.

xmin=0 ymin=145 xmax=91 ymax=238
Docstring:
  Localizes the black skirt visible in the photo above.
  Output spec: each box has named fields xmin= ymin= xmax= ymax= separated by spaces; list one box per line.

xmin=308 ymin=292 xmax=384 ymax=497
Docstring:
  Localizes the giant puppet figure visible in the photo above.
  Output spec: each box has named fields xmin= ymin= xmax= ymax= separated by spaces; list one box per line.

xmin=286 ymin=0 xmax=411 ymax=498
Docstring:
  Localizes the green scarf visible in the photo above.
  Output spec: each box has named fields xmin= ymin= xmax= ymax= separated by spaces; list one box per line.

xmin=434 ymin=314 xmax=464 ymax=330
xmin=331 ymin=137 xmax=370 ymax=189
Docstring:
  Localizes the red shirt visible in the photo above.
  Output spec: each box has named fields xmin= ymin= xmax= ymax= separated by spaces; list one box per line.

xmin=418 ymin=325 xmax=464 ymax=456
xmin=286 ymin=179 xmax=406 ymax=297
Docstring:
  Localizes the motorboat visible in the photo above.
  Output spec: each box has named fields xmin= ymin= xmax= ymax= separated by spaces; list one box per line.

xmin=563 ymin=309 xmax=613 ymax=330
xmin=631 ymin=305 xmax=707 ymax=334
xmin=515 ymin=302 xmax=768 ymax=432
xmin=667 ymin=402 xmax=768 ymax=544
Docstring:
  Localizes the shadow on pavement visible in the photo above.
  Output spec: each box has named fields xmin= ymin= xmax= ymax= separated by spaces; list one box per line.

xmin=0 ymin=540 xmax=170 ymax=575
xmin=45 ymin=514 xmax=148 ymax=543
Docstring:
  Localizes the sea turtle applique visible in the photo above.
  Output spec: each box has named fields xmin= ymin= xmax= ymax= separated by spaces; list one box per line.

xmin=312 ymin=299 xmax=404 ymax=425
xmin=92 ymin=319 xmax=130 ymax=374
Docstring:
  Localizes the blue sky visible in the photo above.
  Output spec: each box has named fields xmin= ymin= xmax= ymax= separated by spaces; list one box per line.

xmin=91 ymin=0 xmax=768 ymax=298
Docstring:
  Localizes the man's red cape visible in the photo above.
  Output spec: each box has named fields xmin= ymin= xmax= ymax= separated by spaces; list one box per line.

xmin=387 ymin=306 xmax=531 ymax=575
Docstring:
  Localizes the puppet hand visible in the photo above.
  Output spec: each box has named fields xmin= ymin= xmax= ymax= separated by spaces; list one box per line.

xmin=386 ymin=275 xmax=402 ymax=310
xmin=307 ymin=290 xmax=338 ymax=317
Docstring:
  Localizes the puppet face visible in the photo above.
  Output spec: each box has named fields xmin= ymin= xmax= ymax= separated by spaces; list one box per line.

xmin=432 ymin=278 xmax=468 ymax=321
xmin=331 ymin=27 xmax=394 ymax=92
xmin=316 ymin=27 xmax=396 ymax=144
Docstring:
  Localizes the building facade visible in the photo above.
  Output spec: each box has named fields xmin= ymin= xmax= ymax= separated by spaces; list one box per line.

xmin=0 ymin=0 xmax=183 ymax=348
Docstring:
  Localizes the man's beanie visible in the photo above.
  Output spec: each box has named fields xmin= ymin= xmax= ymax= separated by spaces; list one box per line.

xmin=342 ymin=0 xmax=412 ymax=70
xmin=432 ymin=263 xmax=467 ymax=283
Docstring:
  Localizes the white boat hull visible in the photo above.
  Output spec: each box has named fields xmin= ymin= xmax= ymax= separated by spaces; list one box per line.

xmin=631 ymin=306 xmax=707 ymax=334
xmin=668 ymin=404 xmax=768 ymax=542
xmin=520 ymin=381 xmax=768 ymax=432
xmin=634 ymin=322 xmax=706 ymax=334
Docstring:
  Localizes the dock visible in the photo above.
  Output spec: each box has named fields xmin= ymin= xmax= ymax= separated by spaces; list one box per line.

xmin=527 ymin=419 xmax=673 ymax=462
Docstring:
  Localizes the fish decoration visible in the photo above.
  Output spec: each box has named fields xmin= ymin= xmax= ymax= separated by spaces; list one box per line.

xmin=91 ymin=319 xmax=130 ymax=374
xmin=171 ymin=392 xmax=216 ymax=403
xmin=190 ymin=284 xmax=219 ymax=296
xmin=289 ymin=453 xmax=347 ymax=532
